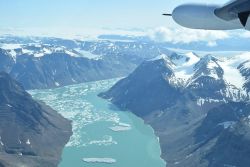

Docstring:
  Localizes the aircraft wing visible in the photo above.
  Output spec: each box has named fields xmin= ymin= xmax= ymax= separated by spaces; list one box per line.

xmin=215 ymin=0 xmax=250 ymax=26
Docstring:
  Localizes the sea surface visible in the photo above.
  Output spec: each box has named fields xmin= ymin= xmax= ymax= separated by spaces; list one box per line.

xmin=29 ymin=79 xmax=166 ymax=167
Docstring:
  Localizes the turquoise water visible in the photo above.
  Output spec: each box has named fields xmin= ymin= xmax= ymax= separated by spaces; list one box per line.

xmin=29 ymin=79 xmax=166 ymax=167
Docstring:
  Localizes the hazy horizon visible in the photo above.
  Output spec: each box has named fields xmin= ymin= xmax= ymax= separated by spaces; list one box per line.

xmin=1 ymin=0 xmax=228 ymax=34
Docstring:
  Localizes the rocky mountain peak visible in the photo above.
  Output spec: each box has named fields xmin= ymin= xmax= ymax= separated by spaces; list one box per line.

xmin=143 ymin=54 xmax=175 ymax=79
xmin=148 ymin=54 xmax=173 ymax=67
xmin=100 ymin=52 xmax=250 ymax=167
xmin=193 ymin=54 xmax=223 ymax=80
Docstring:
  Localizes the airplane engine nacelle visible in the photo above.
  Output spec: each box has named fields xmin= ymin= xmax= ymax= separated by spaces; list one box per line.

xmin=172 ymin=4 xmax=243 ymax=30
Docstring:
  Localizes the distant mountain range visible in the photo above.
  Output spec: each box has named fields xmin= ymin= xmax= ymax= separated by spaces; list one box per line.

xmin=1 ymin=35 xmax=249 ymax=90
xmin=0 ymin=35 xmax=172 ymax=89
xmin=0 ymin=72 xmax=72 ymax=167
xmin=98 ymin=34 xmax=250 ymax=51
xmin=100 ymin=51 xmax=250 ymax=167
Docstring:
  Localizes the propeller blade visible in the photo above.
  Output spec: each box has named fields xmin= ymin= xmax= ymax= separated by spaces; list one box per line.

xmin=238 ymin=11 xmax=250 ymax=27
xmin=162 ymin=14 xmax=172 ymax=16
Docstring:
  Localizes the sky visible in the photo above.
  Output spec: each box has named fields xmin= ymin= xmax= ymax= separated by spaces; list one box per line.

xmin=0 ymin=0 xmax=228 ymax=30
xmin=2 ymin=0 xmax=248 ymax=46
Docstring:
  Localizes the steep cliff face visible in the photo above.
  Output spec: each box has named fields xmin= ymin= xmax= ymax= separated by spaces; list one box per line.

xmin=195 ymin=102 xmax=250 ymax=167
xmin=0 ymin=72 xmax=72 ymax=167
xmin=100 ymin=55 xmax=182 ymax=117
xmin=100 ymin=53 xmax=250 ymax=167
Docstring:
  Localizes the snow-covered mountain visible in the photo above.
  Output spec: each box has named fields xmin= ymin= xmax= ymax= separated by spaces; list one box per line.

xmin=100 ymin=51 xmax=250 ymax=167
xmin=102 ymin=52 xmax=250 ymax=115
xmin=170 ymin=52 xmax=249 ymax=103
xmin=0 ymin=36 xmax=172 ymax=89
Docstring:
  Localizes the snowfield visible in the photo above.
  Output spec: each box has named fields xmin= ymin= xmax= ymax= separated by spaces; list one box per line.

xmin=0 ymin=43 xmax=103 ymax=60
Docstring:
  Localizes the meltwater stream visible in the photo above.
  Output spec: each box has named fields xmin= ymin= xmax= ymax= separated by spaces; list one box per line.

xmin=29 ymin=79 xmax=166 ymax=167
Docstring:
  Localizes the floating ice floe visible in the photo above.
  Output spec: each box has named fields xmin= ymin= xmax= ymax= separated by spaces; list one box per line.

xmin=82 ymin=158 xmax=116 ymax=164
xmin=109 ymin=126 xmax=131 ymax=132
xmin=109 ymin=122 xmax=132 ymax=132
xmin=29 ymin=79 xmax=121 ymax=147
xmin=87 ymin=135 xmax=118 ymax=146
xmin=118 ymin=122 xmax=131 ymax=127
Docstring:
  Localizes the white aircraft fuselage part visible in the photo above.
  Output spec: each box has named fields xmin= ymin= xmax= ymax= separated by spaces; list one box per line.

xmin=172 ymin=4 xmax=244 ymax=30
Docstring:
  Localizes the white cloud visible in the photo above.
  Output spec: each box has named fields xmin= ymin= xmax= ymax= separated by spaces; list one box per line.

xmin=207 ymin=41 xmax=217 ymax=47
xmin=148 ymin=27 xmax=229 ymax=46
xmin=239 ymin=31 xmax=250 ymax=38
xmin=0 ymin=27 xmax=145 ymax=40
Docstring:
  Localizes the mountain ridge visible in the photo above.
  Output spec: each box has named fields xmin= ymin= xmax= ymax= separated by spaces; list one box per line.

xmin=0 ymin=36 xmax=173 ymax=89
xmin=0 ymin=72 xmax=72 ymax=167
xmin=100 ymin=52 xmax=250 ymax=167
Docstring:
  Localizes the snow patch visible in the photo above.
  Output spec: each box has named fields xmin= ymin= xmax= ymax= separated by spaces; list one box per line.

xmin=0 ymin=44 xmax=21 ymax=50
xmin=26 ymin=139 xmax=31 ymax=145
xmin=43 ymin=48 xmax=52 ymax=54
xmin=218 ymin=59 xmax=246 ymax=89
xmin=0 ymin=136 xmax=4 ymax=146
xmin=34 ymin=53 xmax=44 ymax=57
xmin=149 ymin=54 xmax=169 ymax=61
xmin=242 ymin=61 xmax=250 ymax=69
xmin=6 ymin=104 xmax=12 ymax=108
xmin=218 ymin=121 xmax=236 ymax=129
xmin=65 ymin=50 xmax=78 ymax=57
xmin=197 ymin=98 xmax=205 ymax=106
xmin=197 ymin=98 xmax=221 ymax=106
xmin=173 ymin=52 xmax=200 ymax=81
xmin=22 ymin=49 xmax=33 ymax=55
xmin=75 ymin=49 xmax=102 ymax=60
xmin=8 ymin=50 xmax=17 ymax=61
